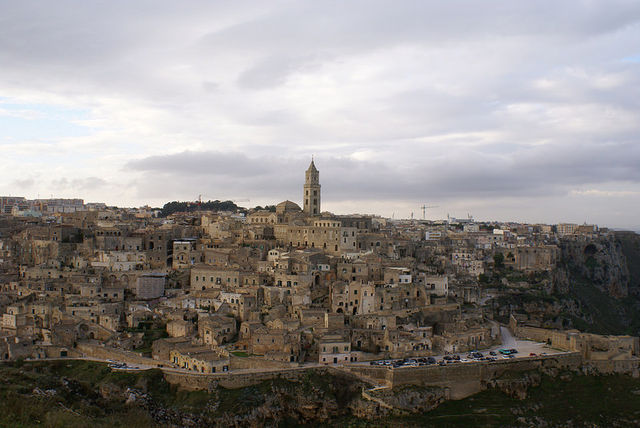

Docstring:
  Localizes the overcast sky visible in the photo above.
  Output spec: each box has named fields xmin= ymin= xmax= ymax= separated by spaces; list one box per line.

xmin=1 ymin=1 xmax=639 ymax=229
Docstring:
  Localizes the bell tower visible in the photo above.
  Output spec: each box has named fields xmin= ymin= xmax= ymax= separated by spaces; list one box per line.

xmin=303 ymin=158 xmax=321 ymax=216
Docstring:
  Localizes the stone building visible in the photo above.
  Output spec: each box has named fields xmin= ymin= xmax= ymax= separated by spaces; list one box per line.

xmin=303 ymin=159 xmax=321 ymax=216
xmin=170 ymin=346 xmax=229 ymax=373
xmin=318 ymin=333 xmax=352 ymax=364
xmin=198 ymin=314 xmax=237 ymax=345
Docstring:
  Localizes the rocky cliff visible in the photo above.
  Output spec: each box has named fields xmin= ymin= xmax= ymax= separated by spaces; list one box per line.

xmin=494 ymin=231 xmax=640 ymax=336
xmin=554 ymin=233 xmax=633 ymax=297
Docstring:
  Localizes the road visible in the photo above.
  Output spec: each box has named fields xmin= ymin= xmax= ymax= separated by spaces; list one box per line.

xmin=18 ymin=325 xmax=563 ymax=375
xmin=500 ymin=325 xmax=517 ymax=348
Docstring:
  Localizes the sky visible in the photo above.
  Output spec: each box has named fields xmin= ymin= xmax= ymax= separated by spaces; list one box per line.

xmin=1 ymin=1 xmax=639 ymax=229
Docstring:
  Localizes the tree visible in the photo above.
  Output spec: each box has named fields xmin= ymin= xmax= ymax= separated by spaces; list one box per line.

xmin=493 ymin=252 xmax=505 ymax=269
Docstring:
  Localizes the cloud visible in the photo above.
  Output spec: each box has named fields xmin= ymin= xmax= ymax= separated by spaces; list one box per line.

xmin=570 ymin=189 xmax=640 ymax=197
xmin=0 ymin=1 xmax=639 ymax=228
xmin=51 ymin=177 xmax=108 ymax=192
xmin=125 ymin=144 xmax=640 ymax=203
xmin=126 ymin=151 xmax=274 ymax=176
xmin=11 ymin=178 xmax=35 ymax=189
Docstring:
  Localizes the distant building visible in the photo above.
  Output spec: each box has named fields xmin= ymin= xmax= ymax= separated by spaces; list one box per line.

xmin=0 ymin=196 xmax=27 ymax=214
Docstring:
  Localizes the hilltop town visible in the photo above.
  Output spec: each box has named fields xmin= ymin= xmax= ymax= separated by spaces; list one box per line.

xmin=0 ymin=160 xmax=638 ymax=389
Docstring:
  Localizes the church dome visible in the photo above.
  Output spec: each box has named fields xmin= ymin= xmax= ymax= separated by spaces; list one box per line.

xmin=276 ymin=200 xmax=302 ymax=214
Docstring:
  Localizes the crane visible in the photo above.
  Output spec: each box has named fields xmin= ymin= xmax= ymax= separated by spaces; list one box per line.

xmin=421 ymin=204 xmax=439 ymax=220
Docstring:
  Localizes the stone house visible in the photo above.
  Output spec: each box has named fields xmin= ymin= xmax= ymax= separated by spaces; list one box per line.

xmin=318 ymin=333 xmax=352 ymax=364
xmin=198 ymin=315 xmax=237 ymax=345
xmin=170 ymin=346 xmax=230 ymax=373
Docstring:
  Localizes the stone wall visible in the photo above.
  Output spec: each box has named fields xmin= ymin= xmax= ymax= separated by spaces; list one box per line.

xmin=584 ymin=359 xmax=640 ymax=376
xmin=341 ymin=365 xmax=394 ymax=386
xmin=229 ymin=355 xmax=293 ymax=370
xmin=346 ymin=353 xmax=582 ymax=400
xmin=513 ymin=325 xmax=575 ymax=352
xmin=510 ymin=316 xmax=640 ymax=362
xmin=77 ymin=342 xmax=164 ymax=367
xmin=163 ymin=366 xmax=357 ymax=390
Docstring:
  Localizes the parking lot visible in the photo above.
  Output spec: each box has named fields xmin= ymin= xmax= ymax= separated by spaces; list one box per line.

xmin=359 ymin=326 xmax=565 ymax=369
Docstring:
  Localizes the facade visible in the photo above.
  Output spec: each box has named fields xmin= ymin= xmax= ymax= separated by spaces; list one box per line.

xmin=170 ymin=346 xmax=229 ymax=373
xmin=318 ymin=334 xmax=352 ymax=364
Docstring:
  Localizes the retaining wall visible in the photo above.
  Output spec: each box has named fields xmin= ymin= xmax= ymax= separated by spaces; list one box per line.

xmin=163 ymin=366 xmax=355 ymax=390
xmin=584 ymin=359 xmax=640 ymax=376
xmin=347 ymin=353 xmax=582 ymax=399
xmin=77 ymin=342 xmax=164 ymax=367
xmin=229 ymin=355 xmax=293 ymax=370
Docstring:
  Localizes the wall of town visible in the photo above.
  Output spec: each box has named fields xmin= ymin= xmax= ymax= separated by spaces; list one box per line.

xmin=77 ymin=342 xmax=164 ymax=367
xmin=229 ymin=355 xmax=292 ymax=370
xmin=584 ymin=359 xmax=640 ymax=376
xmin=159 ymin=352 xmax=583 ymax=399
xmin=163 ymin=366 xmax=353 ymax=390
xmin=347 ymin=353 xmax=583 ymax=399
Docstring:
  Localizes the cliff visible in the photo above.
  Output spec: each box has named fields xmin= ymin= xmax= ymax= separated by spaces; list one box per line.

xmin=494 ymin=231 xmax=640 ymax=336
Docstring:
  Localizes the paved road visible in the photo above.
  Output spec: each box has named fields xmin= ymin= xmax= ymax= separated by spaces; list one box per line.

xmin=500 ymin=325 xmax=517 ymax=348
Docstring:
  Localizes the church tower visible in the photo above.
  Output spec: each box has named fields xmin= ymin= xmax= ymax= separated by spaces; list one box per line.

xmin=303 ymin=159 xmax=321 ymax=216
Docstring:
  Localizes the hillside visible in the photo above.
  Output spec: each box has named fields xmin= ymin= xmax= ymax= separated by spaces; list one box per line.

xmin=2 ymin=361 xmax=640 ymax=427
xmin=492 ymin=232 xmax=640 ymax=336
